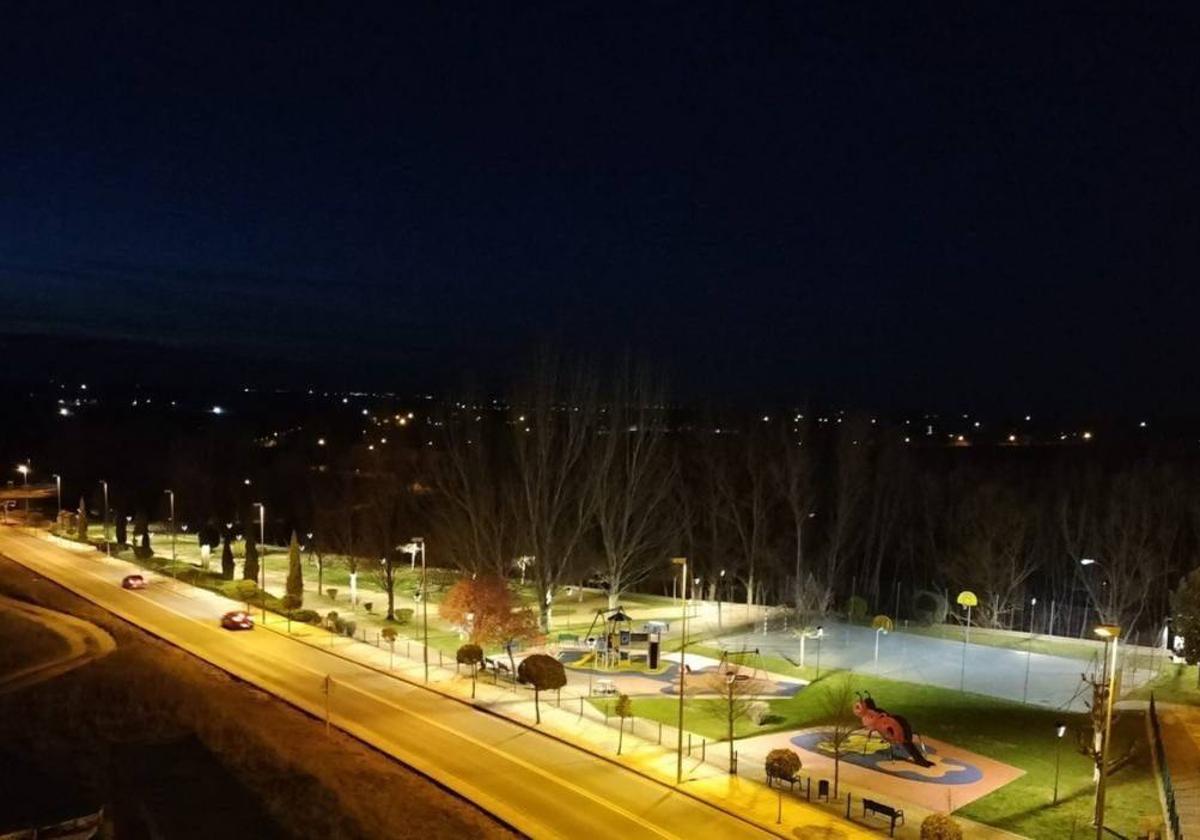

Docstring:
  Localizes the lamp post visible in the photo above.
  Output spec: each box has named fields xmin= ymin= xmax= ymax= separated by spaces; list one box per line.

xmin=253 ymin=503 xmax=266 ymax=619
xmin=815 ymin=625 xmax=824 ymax=680
xmin=1030 ymin=597 xmax=1038 ymax=634
xmin=672 ymin=556 xmax=688 ymax=784
xmin=795 ymin=511 xmax=815 ymax=610
xmin=718 ymin=569 xmax=726 ymax=629
xmin=164 ymin=489 xmax=176 ymax=566
xmin=16 ymin=464 xmax=29 ymax=519
xmin=413 ymin=537 xmax=428 ymax=683
xmin=1053 ymin=721 xmax=1067 ymax=804
xmin=51 ymin=473 xmax=61 ymax=515
xmin=99 ymin=480 xmax=110 ymax=557
xmin=1093 ymin=624 xmax=1121 ymax=838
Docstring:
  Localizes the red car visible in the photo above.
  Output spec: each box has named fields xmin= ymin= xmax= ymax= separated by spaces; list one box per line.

xmin=121 ymin=574 xmax=147 ymax=590
xmin=220 ymin=610 xmax=254 ymax=631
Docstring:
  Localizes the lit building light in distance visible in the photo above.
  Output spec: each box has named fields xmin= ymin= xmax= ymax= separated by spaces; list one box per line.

xmin=1008 ymin=434 xmax=1016 ymax=442
xmin=211 ymin=406 xmax=224 ymax=415
xmin=1082 ymin=431 xmax=1093 ymax=440
xmin=58 ymin=407 xmax=70 ymax=416
xmin=317 ymin=438 xmax=326 ymax=446
xmin=1139 ymin=420 xmax=1148 ymax=428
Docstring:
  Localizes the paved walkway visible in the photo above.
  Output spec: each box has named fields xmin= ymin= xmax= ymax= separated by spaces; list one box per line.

xmin=1156 ymin=702 xmax=1200 ymax=838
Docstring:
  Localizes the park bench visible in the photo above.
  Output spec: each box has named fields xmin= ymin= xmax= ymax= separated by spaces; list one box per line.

xmin=862 ymin=799 xmax=904 ymax=836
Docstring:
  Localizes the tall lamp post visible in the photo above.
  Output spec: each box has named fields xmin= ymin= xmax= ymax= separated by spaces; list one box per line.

xmin=51 ymin=473 xmax=61 ymax=515
xmin=253 ymin=502 xmax=266 ymax=618
xmin=16 ymin=464 xmax=29 ymax=519
xmin=99 ymin=480 xmax=110 ymax=556
xmin=672 ymin=556 xmax=688 ymax=784
xmin=164 ymin=489 xmax=176 ymax=566
xmin=415 ymin=537 xmax=428 ymax=684
xmin=717 ymin=568 xmax=726 ymax=629
xmin=1053 ymin=720 xmax=1067 ymax=804
xmin=1093 ymin=624 xmax=1121 ymax=838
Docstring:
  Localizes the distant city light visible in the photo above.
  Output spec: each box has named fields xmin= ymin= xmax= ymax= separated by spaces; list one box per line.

xmin=1082 ymin=431 xmax=1093 ymax=440
xmin=243 ymin=478 xmax=252 ymax=485
xmin=58 ymin=407 xmax=70 ymax=416
xmin=211 ymin=406 xmax=224 ymax=415
xmin=317 ymin=438 xmax=326 ymax=446
xmin=1008 ymin=434 xmax=1016 ymax=442
xmin=1139 ymin=421 xmax=1148 ymax=428
xmin=1024 ymin=415 xmax=1032 ymax=421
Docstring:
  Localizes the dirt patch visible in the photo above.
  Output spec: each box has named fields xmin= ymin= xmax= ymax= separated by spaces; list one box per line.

xmin=0 ymin=556 xmax=517 ymax=840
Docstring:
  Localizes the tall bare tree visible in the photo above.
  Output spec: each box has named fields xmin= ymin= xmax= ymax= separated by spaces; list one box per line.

xmin=592 ymin=365 xmax=675 ymax=608
xmin=510 ymin=355 xmax=600 ymax=630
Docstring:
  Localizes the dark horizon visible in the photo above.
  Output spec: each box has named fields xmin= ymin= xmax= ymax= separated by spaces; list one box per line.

xmin=4 ymin=5 xmax=1199 ymax=413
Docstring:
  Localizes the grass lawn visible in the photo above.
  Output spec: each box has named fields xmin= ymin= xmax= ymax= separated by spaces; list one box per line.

xmin=596 ymin=665 xmax=1161 ymax=839
xmin=1129 ymin=662 xmax=1200 ymax=705
xmin=0 ymin=609 xmax=69 ymax=675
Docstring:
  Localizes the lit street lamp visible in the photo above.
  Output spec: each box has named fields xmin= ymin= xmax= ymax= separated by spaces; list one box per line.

xmin=1053 ymin=720 xmax=1067 ymax=804
xmin=16 ymin=464 xmax=29 ymax=518
xmin=403 ymin=538 xmax=428 ymax=683
xmin=51 ymin=473 xmax=61 ymax=514
xmin=1092 ymin=624 xmax=1121 ymax=838
xmin=253 ymin=502 xmax=266 ymax=618
xmin=672 ymin=556 xmax=688 ymax=784
xmin=164 ymin=489 xmax=176 ymax=566
xmin=99 ymin=480 xmax=110 ymax=557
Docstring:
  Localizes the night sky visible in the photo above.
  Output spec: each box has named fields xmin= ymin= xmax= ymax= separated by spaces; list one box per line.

xmin=3 ymin=4 xmax=1198 ymax=412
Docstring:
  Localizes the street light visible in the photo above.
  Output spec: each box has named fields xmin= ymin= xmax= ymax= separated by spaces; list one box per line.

xmin=253 ymin=503 xmax=266 ymax=618
xmin=1092 ymin=624 xmax=1121 ymax=838
xmin=1030 ymin=597 xmax=1038 ymax=634
xmin=718 ymin=569 xmax=726 ymax=628
xmin=99 ymin=480 xmax=110 ymax=557
xmin=16 ymin=464 xmax=29 ymax=519
xmin=672 ymin=556 xmax=688 ymax=784
xmin=1053 ymin=720 xmax=1067 ymax=805
xmin=51 ymin=474 xmax=61 ymax=515
xmin=413 ymin=537 xmax=428 ymax=683
xmin=795 ymin=511 xmax=815 ymax=610
xmin=164 ymin=490 xmax=176 ymax=566
xmin=815 ymin=625 xmax=824 ymax=679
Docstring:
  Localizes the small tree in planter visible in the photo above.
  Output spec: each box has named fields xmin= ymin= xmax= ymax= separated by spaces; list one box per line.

xmin=285 ymin=531 xmax=304 ymax=607
xmin=920 ymin=813 xmax=963 ymax=840
xmin=243 ymin=526 xmax=259 ymax=583
xmin=457 ymin=644 xmax=485 ymax=698
xmin=221 ymin=536 xmax=236 ymax=580
xmin=76 ymin=497 xmax=88 ymax=542
xmin=615 ymin=693 xmax=633 ymax=755
xmin=516 ymin=654 xmax=566 ymax=724
xmin=765 ymin=748 xmax=801 ymax=788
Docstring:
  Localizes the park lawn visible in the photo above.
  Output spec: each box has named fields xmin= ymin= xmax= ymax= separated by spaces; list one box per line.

xmin=0 ymin=609 xmax=69 ymax=675
xmin=1129 ymin=662 xmax=1200 ymax=705
xmin=597 ymin=669 xmax=1161 ymax=839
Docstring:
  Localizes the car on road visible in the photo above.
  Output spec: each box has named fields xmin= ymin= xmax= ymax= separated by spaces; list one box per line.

xmin=220 ymin=610 xmax=254 ymax=631
xmin=121 ymin=574 xmax=147 ymax=590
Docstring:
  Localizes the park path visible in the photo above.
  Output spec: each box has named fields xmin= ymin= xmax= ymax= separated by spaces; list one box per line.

xmin=1156 ymin=702 xmax=1200 ymax=838
xmin=0 ymin=592 xmax=116 ymax=693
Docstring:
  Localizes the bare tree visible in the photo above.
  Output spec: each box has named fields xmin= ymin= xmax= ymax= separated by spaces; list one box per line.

xmin=694 ymin=652 xmax=768 ymax=772
xmin=1061 ymin=462 xmax=1178 ymax=633
xmin=592 ymin=364 xmax=675 ymax=608
xmin=818 ymin=674 xmax=858 ymax=798
xmin=948 ymin=480 xmax=1036 ymax=628
xmin=771 ymin=421 xmax=817 ymax=613
xmin=510 ymin=355 xmax=600 ymax=631
xmin=359 ymin=447 xmax=423 ymax=621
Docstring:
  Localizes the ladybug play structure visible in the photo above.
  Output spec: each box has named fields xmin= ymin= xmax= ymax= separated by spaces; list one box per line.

xmin=852 ymin=691 xmax=934 ymax=767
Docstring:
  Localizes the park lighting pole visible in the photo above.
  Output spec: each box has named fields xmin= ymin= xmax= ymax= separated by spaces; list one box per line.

xmin=16 ymin=464 xmax=29 ymax=518
xmin=1030 ymin=597 xmax=1038 ymax=634
xmin=414 ymin=537 xmax=428 ymax=683
xmin=253 ymin=503 xmax=266 ymax=618
xmin=1093 ymin=624 xmax=1121 ymax=838
xmin=99 ymin=480 xmax=110 ymax=556
xmin=718 ymin=569 xmax=726 ymax=629
xmin=795 ymin=511 xmax=815 ymax=609
xmin=51 ymin=474 xmax=61 ymax=514
xmin=164 ymin=490 xmax=176 ymax=565
xmin=672 ymin=556 xmax=688 ymax=784
xmin=1053 ymin=721 xmax=1067 ymax=804
xmin=815 ymin=625 xmax=824 ymax=680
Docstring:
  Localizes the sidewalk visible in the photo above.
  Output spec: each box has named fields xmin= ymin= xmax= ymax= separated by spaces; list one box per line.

xmin=1155 ymin=702 xmax=1200 ymax=837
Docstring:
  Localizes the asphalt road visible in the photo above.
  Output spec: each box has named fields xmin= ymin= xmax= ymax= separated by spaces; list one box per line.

xmin=0 ymin=527 xmax=779 ymax=840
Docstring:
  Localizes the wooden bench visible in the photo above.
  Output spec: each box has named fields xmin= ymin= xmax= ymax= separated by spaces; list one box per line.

xmin=862 ymin=799 xmax=904 ymax=836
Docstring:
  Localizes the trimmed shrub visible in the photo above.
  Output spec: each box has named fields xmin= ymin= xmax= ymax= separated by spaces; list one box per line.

xmin=765 ymin=748 xmax=801 ymax=784
xmin=747 ymin=700 xmax=770 ymax=725
xmin=381 ymin=627 xmax=398 ymax=644
xmin=395 ymin=608 xmax=414 ymax=625
xmin=281 ymin=594 xmax=303 ymax=611
xmin=291 ymin=609 xmax=320 ymax=625
xmin=920 ymin=814 xmax=963 ymax=840
xmin=326 ymin=588 xmax=338 ymax=601
xmin=363 ymin=602 xmax=373 ymax=613
xmin=845 ymin=595 xmax=869 ymax=622
xmin=342 ymin=620 xmax=357 ymax=638
xmin=456 ymin=643 xmax=484 ymax=667
xmin=517 ymin=654 xmax=567 ymax=724
xmin=325 ymin=611 xmax=340 ymax=629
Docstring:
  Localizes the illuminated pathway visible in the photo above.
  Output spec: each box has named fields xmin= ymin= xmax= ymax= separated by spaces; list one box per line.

xmin=0 ymin=527 xmax=873 ymax=840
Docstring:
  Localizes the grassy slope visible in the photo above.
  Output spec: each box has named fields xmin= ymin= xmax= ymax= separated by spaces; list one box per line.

xmin=598 ymin=661 xmax=1160 ymax=839
xmin=1129 ymin=662 xmax=1200 ymax=705
xmin=0 ymin=609 xmax=69 ymax=674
